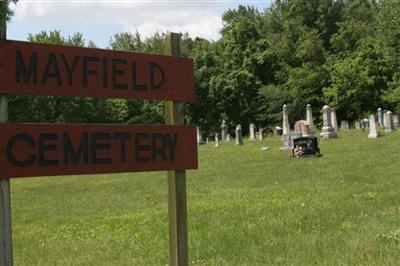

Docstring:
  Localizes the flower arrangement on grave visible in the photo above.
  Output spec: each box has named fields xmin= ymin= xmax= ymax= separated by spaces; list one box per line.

xmin=294 ymin=145 xmax=304 ymax=158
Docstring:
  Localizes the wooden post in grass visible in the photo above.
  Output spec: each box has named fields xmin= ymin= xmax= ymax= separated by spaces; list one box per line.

xmin=164 ymin=33 xmax=188 ymax=266
xmin=0 ymin=1 xmax=13 ymax=265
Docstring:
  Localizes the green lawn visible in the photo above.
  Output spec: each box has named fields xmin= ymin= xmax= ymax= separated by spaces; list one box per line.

xmin=11 ymin=129 xmax=400 ymax=265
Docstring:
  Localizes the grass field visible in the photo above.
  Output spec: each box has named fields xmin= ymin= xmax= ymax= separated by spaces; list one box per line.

xmin=10 ymin=129 xmax=400 ymax=265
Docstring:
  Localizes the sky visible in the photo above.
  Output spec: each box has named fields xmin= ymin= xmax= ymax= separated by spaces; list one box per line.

xmin=8 ymin=0 xmax=273 ymax=48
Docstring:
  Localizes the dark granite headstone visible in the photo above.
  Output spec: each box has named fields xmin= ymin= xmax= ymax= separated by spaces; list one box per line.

xmin=292 ymin=137 xmax=321 ymax=157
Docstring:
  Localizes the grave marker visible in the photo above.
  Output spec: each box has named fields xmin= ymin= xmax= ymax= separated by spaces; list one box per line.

xmin=294 ymin=120 xmax=311 ymax=137
xmin=331 ymin=108 xmax=338 ymax=133
xmin=221 ymin=120 xmax=227 ymax=141
xmin=368 ymin=114 xmax=380 ymax=138
xmin=340 ymin=120 xmax=349 ymax=131
xmin=306 ymin=104 xmax=315 ymax=134
xmin=235 ymin=125 xmax=243 ymax=145
xmin=377 ymin=108 xmax=383 ymax=127
xmin=249 ymin=123 xmax=255 ymax=140
xmin=385 ymin=111 xmax=394 ymax=132
xmin=355 ymin=120 xmax=361 ymax=129
xmin=320 ymin=105 xmax=336 ymax=139
xmin=214 ymin=133 xmax=219 ymax=147
xmin=282 ymin=104 xmax=290 ymax=135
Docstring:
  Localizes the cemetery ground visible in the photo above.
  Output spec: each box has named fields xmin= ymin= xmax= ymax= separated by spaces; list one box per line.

xmin=11 ymin=129 xmax=400 ymax=265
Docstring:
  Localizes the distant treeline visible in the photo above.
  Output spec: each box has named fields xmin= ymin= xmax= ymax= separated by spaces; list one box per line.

xmin=2 ymin=0 xmax=400 ymax=136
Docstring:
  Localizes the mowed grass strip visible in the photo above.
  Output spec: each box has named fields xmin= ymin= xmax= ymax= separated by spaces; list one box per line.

xmin=11 ymin=129 xmax=400 ymax=265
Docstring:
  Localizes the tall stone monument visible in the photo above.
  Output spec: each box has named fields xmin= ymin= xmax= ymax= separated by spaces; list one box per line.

xmin=368 ymin=114 xmax=380 ymax=138
xmin=282 ymin=104 xmax=290 ymax=135
xmin=383 ymin=111 xmax=387 ymax=128
xmin=235 ymin=124 xmax=243 ymax=145
xmin=197 ymin=127 xmax=204 ymax=145
xmin=249 ymin=123 xmax=256 ymax=140
xmin=320 ymin=105 xmax=336 ymax=139
xmin=214 ymin=133 xmax=220 ymax=147
xmin=385 ymin=111 xmax=395 ymax=132
xmin=331 ymin=108 xmax=338 ymax=133
xmin=377 ymin=108 xmax=383 ymax=127
xmin=306 ymin=104 xmax=315 ymax=133
xmin=221 ymin=120 xmax=228 ymax=141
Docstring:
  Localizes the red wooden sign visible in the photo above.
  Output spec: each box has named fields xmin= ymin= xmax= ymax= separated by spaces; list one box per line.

xmin=0 ymin=40 xmax=195 ymax=101
xmin=0 ymin=123 xmax=198 ymax=178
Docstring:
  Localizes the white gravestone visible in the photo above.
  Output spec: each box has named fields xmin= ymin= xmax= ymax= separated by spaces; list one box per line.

xmin=320 ymin=105 xmax=336 ymax=139
xmin=355 ymin=120 xmax=361 ymax=129
xmin=257 ymin=128 xmax=263 ymax=140
xmin=235 ymin=125 xmax=243 ymax=145
xmin=393 ymin=114 xmax=399 ymax=128
xmin=331 ymin=108 xmax=338 ymax=133
xmin=383 ymin=111 xmax=387 ymax=128
xmin=221 ymin=120 xmax=228 ymax=141
xmin=282 ymin=104 xmax=290 ymax=135
xmin=306 ymin=104 xmax=315 ymax=133
xmin=197 ymin=127 xmax=205 ymax=145
xmin=377 ymin=108 xmax=383 ymax=127
xmin=340 ymin=120 xmax=349 ymax=131
xmin=368 ymin=114 xmax=380 ymax=138
xmin=214 ymin=133 xmax=220 ymax=147
xmin=249 ymin=123 xmax=256 ymax=140
xmin=385 ymin=111 xmax=395 ymax=132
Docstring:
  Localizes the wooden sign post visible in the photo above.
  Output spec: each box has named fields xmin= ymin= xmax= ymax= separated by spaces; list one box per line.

xmin=0 ymin=8 xmax=13 ymax=265
xmin=0 ymin=12 xmax=196 ymax=264
xmin=164 ymin=33 xmax=188 ymax=266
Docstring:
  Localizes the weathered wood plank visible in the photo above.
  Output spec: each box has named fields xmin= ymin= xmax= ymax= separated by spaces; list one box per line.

xmin=0 ymin=123 xmax=197 ymax=178
xmin=0 ymin=7 xmax=13 ymax=264
xmin=0 ymin=39 xmax=195 ymax=101
xmin=165 ymin=33 xmax=189 ymax=266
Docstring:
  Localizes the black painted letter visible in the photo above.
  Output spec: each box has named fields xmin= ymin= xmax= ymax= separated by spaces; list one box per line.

xmin=63 ymin=132 xmax=89 ymax=165
xmin=149 ymin=63 xmax=165 ymax=90
xmin=112 ymin=59 xmax=128 ymax=90
xmin=131 ymin=62 xmax=147 ymax=91
xmin=39 ymin=133 xmax=59 ymax=166
xmin=62 ymin=55 xmax=79 ymax=86
xmin=91 ymin=132 xmax=111 ymax=164
xmin=83 ymin=56 xmax=100 ymax=87
xmin=6 ymin=133 xmax=36 ymax=167
xmin=16 ymin=50 xmax=37 ymax=84
xmin=42 ymin=53 xmax=62 ymax=85
xmin=114 ymin=132 xmax=132 ymax=163
xmin=166 ymin=134 xmax=178 ymax=161
xmin=135 ymin=133 xmax=150 ymax=162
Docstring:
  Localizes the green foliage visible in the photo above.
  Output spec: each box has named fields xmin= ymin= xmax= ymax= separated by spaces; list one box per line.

xmin=6 ymin=0 xmax=400 ymax=132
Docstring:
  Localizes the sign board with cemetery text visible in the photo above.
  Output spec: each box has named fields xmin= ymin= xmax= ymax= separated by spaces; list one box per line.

xmin=0 ymin=40 xmax=195 ymax=101
xmin=0 ymin=123 xmax=198 ymax=178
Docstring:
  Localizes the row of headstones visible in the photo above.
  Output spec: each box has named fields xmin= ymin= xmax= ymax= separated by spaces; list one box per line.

xmin=197 ymin=121 xmax=264 ymax=146
xmin=367 ymin=108 xmax=398 ymax=138
xmin=197 ymin=105 xmax=399 ymax=146
xmin=281 ymin=104 xmax=337 ymax=140
xmin=282 ymin=104 xmax=398 ymax=142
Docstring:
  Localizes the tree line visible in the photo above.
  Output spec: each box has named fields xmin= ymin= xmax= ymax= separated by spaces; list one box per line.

xmin=2 ymin=0 xmax=400 ymax=137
